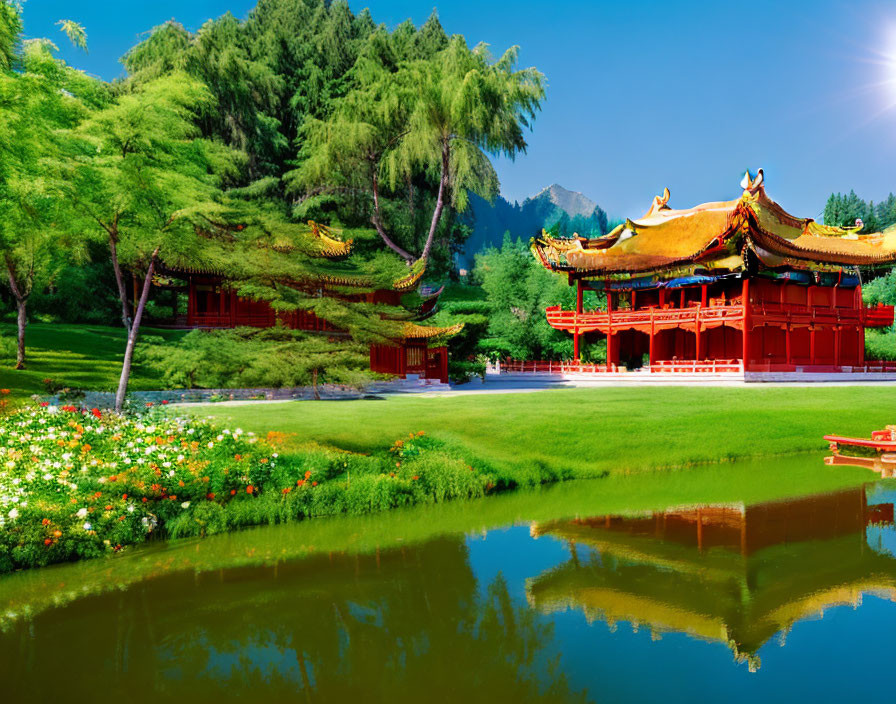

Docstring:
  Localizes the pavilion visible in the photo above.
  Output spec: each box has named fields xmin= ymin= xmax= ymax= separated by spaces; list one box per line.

xmin=530 ymin=170 xmax=896 ymax=378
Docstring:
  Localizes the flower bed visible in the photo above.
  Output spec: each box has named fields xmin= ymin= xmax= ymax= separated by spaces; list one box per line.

xmin=0 ymin=406 xmax=494 ymax=573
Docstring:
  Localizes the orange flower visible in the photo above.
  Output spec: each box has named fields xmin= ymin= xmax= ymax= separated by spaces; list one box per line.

xmin=122 ymin=494 xmax=128 ymax=500
xmin=259 ymin=458 xmax=268 ymax=464
xmin=81 ymin=443 xmax=92 ymax=453
xmin=41 ymin=518 xmax=50 ymax=526
xmin=234 ymin=454 xmax=242 ymax=461
xmin=412 ymin=475 xmax=419 ymax=481
xmin=296 ymin=479 xmax=305 ymax=487
xmin=282 ymin=487 xmax=291 ymax=494
xmin=230 ymin=489 xmax=237 ymax=496
xmin=44 ymin=538 xmax=52 ymax=546
xmin=312 ymin=481 xmax=318 ymax=487
xmin=178 ymin=480 xmax=185 ymax=488
xmin=142 ymin=497 xmax=148 ymax=503
xmin=246 ymin=485 xmax=254 ymax=494
xmin=206 ymin=492 xmax=215 ymax=500
xmin=0 ymin=389 xmax=9 ymax=395
xmin=304 ymin=470 xmax=312 ymax=480
xmin=104 ymin=505 xmax=112 ymax=511
xmin=53 ymin=530 xmax=62 ymax=537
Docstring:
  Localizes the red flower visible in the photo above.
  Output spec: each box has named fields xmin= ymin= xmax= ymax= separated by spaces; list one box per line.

xmin=44 ymin=538 xmax=52 ymax=546
xmin=282 ymin=487 xmax=291 ymax=494
xmin=40 ymin=402 xmax=49 ymax=407
xmin=145 ymin=402 xmax=154 ymax=408
xmin=304 ymin=470 xmax=312 ymax=480
xmin=91 ymin=408 xmax=102 ymax=418
xmin=41 ymin=518 xmax=50 ymax=526
xmin=109 ymin=475 xmax=117 ymax=482
xmin=121 ymin=494 xmax=128 ymax=500
xmin=206 ymin=492 xmax=215 ymax=500
xmin=104 ymin=505 xmax=112 ymax=511
xmin=312 ymin=481 xmax=318 ymax=487
xmin=230 ymin=489 xmax=237 ymax=496
xmin=296 ymin=479 xmax=305 ymax=487
xmin=0 ymin=389 xmax=9 ymax=395
xmin=412 ymin=476 xmax=419 ymax=481
xmin=161 ymin=400 xmax=169 ymax=405
xmin=142 ymin=497 xmax=148 ymax=503
xmin=246 ymin=485 xmax=254 ymax=494
xmin=169 ymin=495 xmax=177 ymax=501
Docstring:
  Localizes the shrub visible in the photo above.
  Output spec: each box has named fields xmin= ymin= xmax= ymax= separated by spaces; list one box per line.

xmin=0 ymin=407 xmax=501 ymax=572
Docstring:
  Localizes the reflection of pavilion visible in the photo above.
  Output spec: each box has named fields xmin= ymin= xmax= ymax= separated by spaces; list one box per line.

xmin=526 ymin=487 xmax=896 ymax=671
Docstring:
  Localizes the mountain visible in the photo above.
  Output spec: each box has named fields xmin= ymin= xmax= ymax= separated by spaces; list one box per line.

xmin=457 ymin=184 xmax=613 ymax=270
xmin=536 ymin=184 xmax=598 ymax=218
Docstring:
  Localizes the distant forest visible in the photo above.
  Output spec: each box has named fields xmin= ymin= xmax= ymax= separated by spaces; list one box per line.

xmin=823 ymin=190 xmax=896 ymax=231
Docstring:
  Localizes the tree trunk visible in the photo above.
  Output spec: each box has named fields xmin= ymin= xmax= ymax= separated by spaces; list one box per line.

xmin=109 ymin=236 xmax=132 ymax=333
xmin=4 ymin=257 xmax=28 ymax=370
xmin=370 ymin=171 xmax=414 ymax=262
xmin=420 ymin=142 xmax=450 ymax=264
xmin=14 ymin=297 xmax=26 ymax=370
xmin=114 ymin=250 xmax=158 ymax=412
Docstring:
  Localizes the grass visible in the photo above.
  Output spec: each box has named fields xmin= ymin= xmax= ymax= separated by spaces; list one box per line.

xmin=0 ymin=323 xmax=186 ymax=397
xmin=195 ymin=386 xmax=896 ymax=479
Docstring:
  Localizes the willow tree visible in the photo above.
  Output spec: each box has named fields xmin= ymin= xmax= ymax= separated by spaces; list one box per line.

xmin=55 ymin=73 xmax=242 ymax=409
xmin=292 ymin=34 xmax=545 ymax=266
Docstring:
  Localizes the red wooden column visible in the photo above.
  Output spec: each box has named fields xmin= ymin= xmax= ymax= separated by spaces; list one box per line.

xmin=741 ymin=278 xmax=750 ymax=371
xmin=834 ymin=326 xmax=841 ymax=368
xmin=810 ymin=326 xmax=817 ymax=365
xmin=694 ymin=307 xmax=702 ymax=361
xmin=701 ymin=284 xmax=708 ymax=307
xmin=574 ymin=279 xmax=583 ymax=361
xmin=785 ymin=324 xmax=792 ymax=366
xmin=649 ymin=309 xmax=656 ymax=368
xmin=187 ymin=278 xmax=196 ymax=326
xmin=606 ymin=290 xmax=614 ymax=371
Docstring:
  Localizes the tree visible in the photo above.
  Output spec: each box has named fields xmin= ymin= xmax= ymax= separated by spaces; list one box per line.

xmin=0 ymin=9 xmax=96 ymax=368
xmin=293 ymin=34 xmax=545 ymax=267
xmin=55 ymin=73 xmax=240 ymax=409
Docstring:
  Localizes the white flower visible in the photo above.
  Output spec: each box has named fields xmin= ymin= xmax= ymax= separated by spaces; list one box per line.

xmin=127 ymin=505 xmax=135 ymax=513
xmin=83 ymin=522 xmax=92 ymax=531
xmin=76 ymin=508 xmax=88 ymax=518
xmin=181 ymin=501 xmax=190 ymax=509
xmin=272 ymin=453 xmax=278 ymax=458
xmin=8 ymin=508 xmax=18 ymax=519
xmin=207 ymin=442 xmax=214 ymax=449
xmin=4 ymin=461 xmax=13 ymax=469
xmin=168 ymin=470 xmax=175 ymax=477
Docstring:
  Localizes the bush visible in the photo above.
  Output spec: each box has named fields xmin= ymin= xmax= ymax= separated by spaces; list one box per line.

xmin=865 ymin=329 xmax=896 ymax=360
xmin=136 ymin=327 xmax=372 ymax=389
xmin=0 ymin=406 xmax=500 ymax=572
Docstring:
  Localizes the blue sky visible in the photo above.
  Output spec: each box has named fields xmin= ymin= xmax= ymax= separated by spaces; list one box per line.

xmin=20 ymin=0 xmax=896 ymax=220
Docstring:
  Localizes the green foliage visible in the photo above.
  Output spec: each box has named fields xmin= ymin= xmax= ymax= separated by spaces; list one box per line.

xmin=0 ymin=403 xmax=503 ymax=572
xmin=865 ymin=329 xmax=896 ymax=361
xmin=473 ymin=235 xmax=596 ymax=360
xmin=137 ymin=327 xmax=372 ymax=389
xmin=823 ymin=190 xmax=896 ymax=231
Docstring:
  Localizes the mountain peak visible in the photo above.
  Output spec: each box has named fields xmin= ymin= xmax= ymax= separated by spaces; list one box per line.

xmin=531 ymin=184 xmax=597 ymax=218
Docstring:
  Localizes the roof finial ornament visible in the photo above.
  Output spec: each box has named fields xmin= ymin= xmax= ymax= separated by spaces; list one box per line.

xmin=740 ymin=168 xmax=764 ymax=194
xmin=643 ymin=187 xmax=671 ymax=218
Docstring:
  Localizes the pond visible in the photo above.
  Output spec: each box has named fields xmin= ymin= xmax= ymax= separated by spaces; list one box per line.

xmin=0 ymin=454 xmax=893 ymax=703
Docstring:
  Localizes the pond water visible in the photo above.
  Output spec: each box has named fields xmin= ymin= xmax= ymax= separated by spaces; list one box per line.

xmin=1 ymin=455 xmax=895 ymax=703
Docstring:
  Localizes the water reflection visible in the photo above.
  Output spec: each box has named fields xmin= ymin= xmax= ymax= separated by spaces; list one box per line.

xmin=527 ymin=486 xmax=896 ymax=671
xmin=4 ymin=476 xmax=896 ymax=702
xmin=0 ymin=539 xmax=586 ymax=704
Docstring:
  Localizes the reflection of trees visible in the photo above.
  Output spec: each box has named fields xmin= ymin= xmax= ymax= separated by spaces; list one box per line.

xmin=0 ymin=538 xmax=589 ymax=703
xmin=527 ymin=486 xmax=896 ymax=671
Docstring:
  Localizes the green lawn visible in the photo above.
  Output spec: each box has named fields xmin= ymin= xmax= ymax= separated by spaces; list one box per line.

xmin=196 ymin=386 xmax=896 ymax=478
xmin=0 ymin=323 xmax=186 ymax=397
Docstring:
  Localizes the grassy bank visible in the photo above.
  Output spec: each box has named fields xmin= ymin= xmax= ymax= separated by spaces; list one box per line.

xmin=0 ymin=453 xmax=879 ymax=625
xmin=196 ymin=386 xmax=896 ymax=478
xmin=0 ymin=323 xmax=186 ymax=397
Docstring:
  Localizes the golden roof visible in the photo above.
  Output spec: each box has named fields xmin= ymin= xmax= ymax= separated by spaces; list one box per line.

xmin=401 ymin=321 xmax=465 ymax=340
xmin=532 ymin=169 xmax=896 ymax=278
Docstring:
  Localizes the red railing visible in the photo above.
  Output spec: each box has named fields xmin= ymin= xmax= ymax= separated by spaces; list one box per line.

xmin=648 ymin=359 xmax=744 ymax=373
xmin=864 ymin=304 xmax=895 ymax=328
xmin=501 ymin=359 xmax=620 ymax=373
xmin=544 ymin=305 xmax=745 ymax=334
